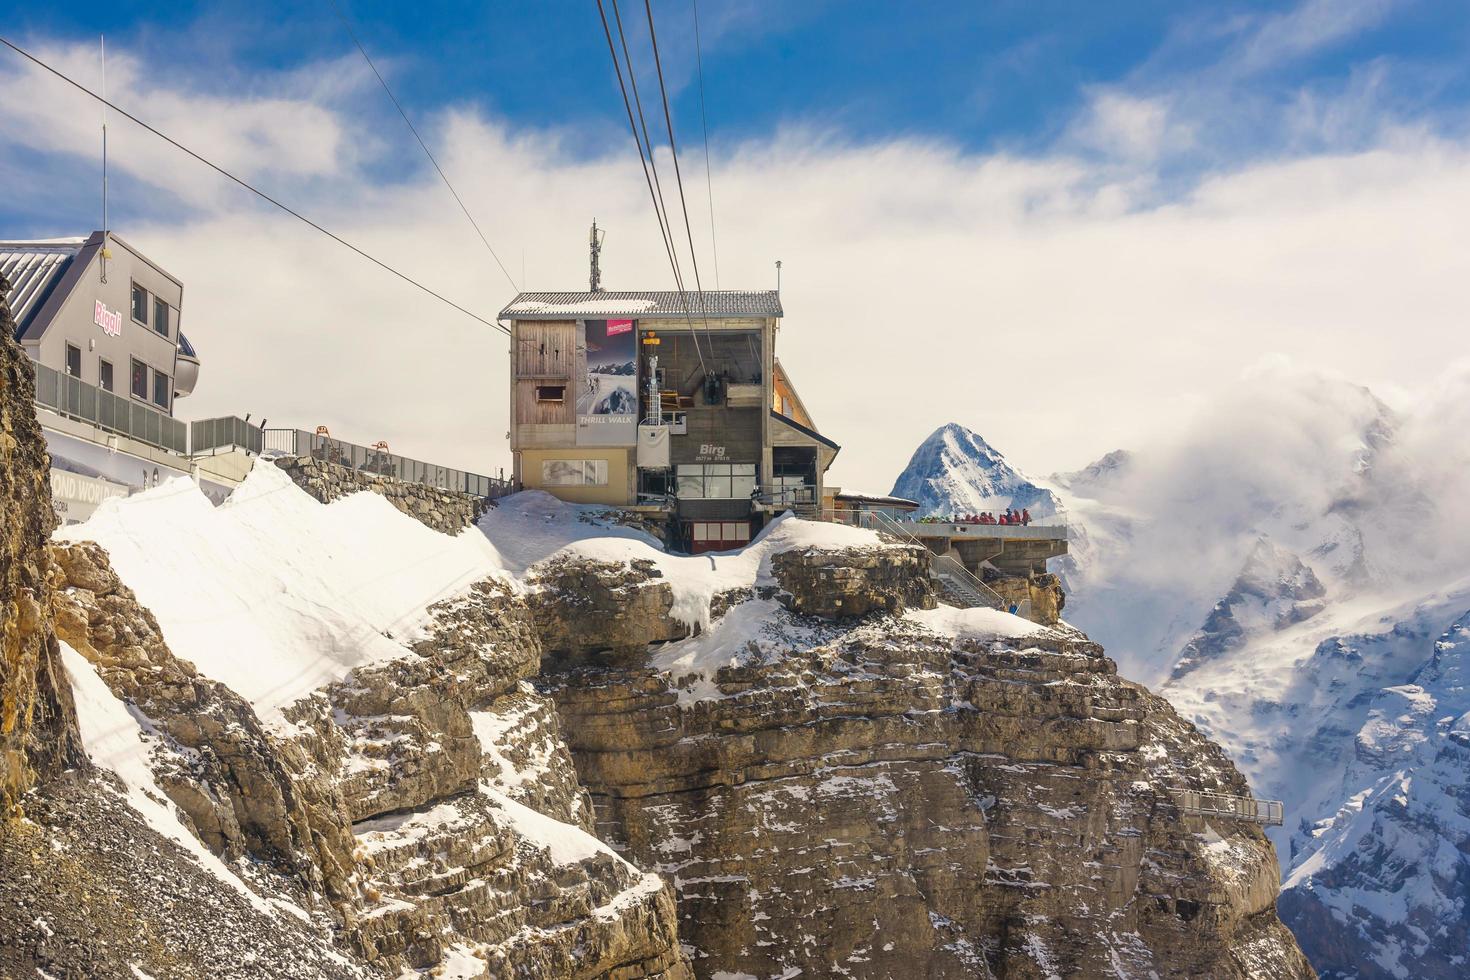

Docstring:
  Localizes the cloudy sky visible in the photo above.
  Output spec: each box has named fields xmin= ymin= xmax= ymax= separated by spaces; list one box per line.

xmin=3 ymin=0 xmax=1468 ymax=490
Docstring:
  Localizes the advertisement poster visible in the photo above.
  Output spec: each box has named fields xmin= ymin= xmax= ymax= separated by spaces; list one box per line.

xmin=576 ymin=318 xmax=638 ymax=446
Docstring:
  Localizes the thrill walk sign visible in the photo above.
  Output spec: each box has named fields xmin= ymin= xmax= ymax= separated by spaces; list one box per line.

xmin=576 ymin=318 xmax=638 ymax=446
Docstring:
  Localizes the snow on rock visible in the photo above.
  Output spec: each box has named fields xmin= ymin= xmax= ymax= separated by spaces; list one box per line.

xmin=904 ymin=604 xmax=1054 ymax=642
xmin=55 ymin=463 xmax=508 ymax=728
xmin=518 ymin=501 xmax=888 ymax=633
xmin=59 ymin=641 xmax=283 ymax=917
xmin=1276 ymin=613 xmax=1470 ymax=980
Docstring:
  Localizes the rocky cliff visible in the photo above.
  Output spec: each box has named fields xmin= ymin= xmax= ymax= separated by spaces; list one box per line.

xmin=0 ymin=272 xmax=691 ymax=978
xmin=532 ymin=546 xmax=1314 ymax=978
xmin=0 ymin=272 xmax=80 ymax=813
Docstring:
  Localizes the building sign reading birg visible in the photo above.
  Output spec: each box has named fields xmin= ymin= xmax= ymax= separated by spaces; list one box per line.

xmin=93 ymin=300 xmax=123 ymax=337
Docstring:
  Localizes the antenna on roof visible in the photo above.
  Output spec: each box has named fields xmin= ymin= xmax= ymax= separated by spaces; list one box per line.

xmin=589 ymin=219 xmax=606 ymax=293
xmin=99 ymin=34 xmax=109 ymax=284
xmin=775 ymin=259 xmax=782 ymax=293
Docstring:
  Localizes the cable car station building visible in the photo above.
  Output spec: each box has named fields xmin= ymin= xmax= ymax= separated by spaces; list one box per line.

xmin=500 ymin=289 xmax=839 ymax=552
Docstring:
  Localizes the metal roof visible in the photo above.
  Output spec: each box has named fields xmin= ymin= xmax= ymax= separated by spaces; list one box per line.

xmin=0 ymin=239 xmax=85 ymax=338
xmin=500 ymin=290 xmax=782 ymax=321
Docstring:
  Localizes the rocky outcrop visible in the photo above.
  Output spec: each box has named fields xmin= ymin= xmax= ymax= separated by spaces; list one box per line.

xmin=42 ymin=545 xmax=692 ymax=977
xmin=770 ymin=542 xmax=935 ymax=618
xmin=274 ymin=454 xmax=485 ymax=534
xmin=0 ymin=274 xmax=80 ymax=813
xmin=536 ymin=558 xmax=1314 ymax=978
xmin=987 ymin=570 xmax=1067 ymax=626
xmin=529 ymin=557 xmax=693 ymax=661
xmin=48 ymin=540 xmax=343 ymax=896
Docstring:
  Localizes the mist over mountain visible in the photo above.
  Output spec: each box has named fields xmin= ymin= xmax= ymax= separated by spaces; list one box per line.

xmin=891 ymin=360 xmax=1470 ymax=978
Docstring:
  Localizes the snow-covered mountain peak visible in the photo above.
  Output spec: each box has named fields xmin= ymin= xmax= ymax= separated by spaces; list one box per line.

xmin=889 ymin=422 xmax=1060 ymax=518
xmin=1051 ymin=449 xmax=1134 ymax=496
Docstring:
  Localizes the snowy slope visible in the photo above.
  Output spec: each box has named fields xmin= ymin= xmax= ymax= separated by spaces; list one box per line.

xmin=1277 ymin=613 xmax=1470 ymax=979
xmin=56 ymin=464 xmax=508 ymax=728
xmin=889 ymin=423 xmax=1062 ymax=519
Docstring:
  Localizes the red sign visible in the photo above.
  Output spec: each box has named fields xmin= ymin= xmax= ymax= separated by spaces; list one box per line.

xmin=606 ymin=318 xmax=634 ymax=336
xmin=93 ymin=300 xmax=122 ymax=337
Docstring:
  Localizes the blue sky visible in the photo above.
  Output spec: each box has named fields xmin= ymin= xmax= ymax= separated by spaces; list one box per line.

xmin=8 ymin=0 xmax=1470 ymax=233
xmin=4 ymin=1 xmax=1470 ymax=484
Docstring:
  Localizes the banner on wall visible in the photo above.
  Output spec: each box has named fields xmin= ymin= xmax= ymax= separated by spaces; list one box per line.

xmin=576 ymin=319 xmax=638 ymax=446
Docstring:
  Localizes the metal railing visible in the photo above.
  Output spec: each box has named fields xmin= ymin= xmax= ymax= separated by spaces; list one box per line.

xmin=190 ymin=415 xmax=263 ymax=456
xmin=32 ymin=363 xmax=187 ymax=455
xmin=756 ymin=483 xmax=820 ymax=514
xmin=1172 ymin=789 xmax=1284 ymax=826
xmin=263 ymin=428 xmax=515 ymax=500
xmin=836 ymin=508 xmax=1007 ymax=611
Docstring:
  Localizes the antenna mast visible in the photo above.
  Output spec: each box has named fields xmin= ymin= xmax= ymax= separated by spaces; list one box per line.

xmin=589 ymin=220 xmax=606 ymax=292
xmin=100 ymin=34 xmax=109 ymax=283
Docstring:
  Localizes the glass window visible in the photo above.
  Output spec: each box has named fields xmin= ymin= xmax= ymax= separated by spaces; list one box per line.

xmin=153 ymin=370 xmax=170 ymax=410
xmin=676 ymin=465 xmax=704 ymax=498
xmin=65 ymin=344 xmax=81 ymax=377
xmin=704 ymin=468 xmax=733 ymax=499
xmin=693 ymin=522 xmax=711 ymax=542
xmin=130 ymin=283 xmax=148 ymax=324
xmin=153 ymin=298 xmax=170 ymax=338
xmin=130 ymin=358 xmax=147 ymax=398
xmin=542 ymin=459 xmax=609 ymax=487
xmin=543 ymin=460 xmax=582 ymax=486
xmin=98 ymin=359 xmax=113 ymax=392
xmin=535 ymin=384 xmax=566 ymax=403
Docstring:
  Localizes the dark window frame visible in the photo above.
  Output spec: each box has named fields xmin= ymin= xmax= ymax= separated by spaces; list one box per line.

xmin=98 ymin=358 xmax=114 ymax=392
xmin=153 ymin=297 xmax=170 ymax=338
xmin=65 ymin=343 xmax=81 ymax=378
xmin=130 ymin=282 xmax=149 ymax=326
xmin=130 ymin=358 xmax=148 ymax=400
xmin=534 ymin=384 xmax=567 ymax=403
xmin=152 ymin=369 xmax=171 ymax=410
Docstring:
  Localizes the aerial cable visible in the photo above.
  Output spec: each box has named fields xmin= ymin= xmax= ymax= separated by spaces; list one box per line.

xmin=595 ymin=0 xmax=708 ymax=376
xmin=691 ymin=0 xmax=721 ymax=289
xmin=643 ymin=0 xmax=717 ymax=349
xmin=0 ymin=34 xmax=509 ymax=336
xmin=327 ymin=0 xmax=519 ymax=293
xmin=608 ymin=0 xmax=685 ymax=290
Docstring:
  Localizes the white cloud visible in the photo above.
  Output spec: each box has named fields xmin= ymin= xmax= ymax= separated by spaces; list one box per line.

xmin=1070 ymin=91 xmax=1190 ymax=163
xmin=5 ymin=32 xmax=1470 ymax=500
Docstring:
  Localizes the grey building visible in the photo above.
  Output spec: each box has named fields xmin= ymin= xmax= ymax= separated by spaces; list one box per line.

xmin=500 ymin=288 xmax=840 ymax=553
xmin=2 ymin=230 xmax=200 ymax=413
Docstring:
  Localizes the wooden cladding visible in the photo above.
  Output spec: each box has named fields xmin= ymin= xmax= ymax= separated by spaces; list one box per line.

xmin=516 ymin=321 xmax=576 ymax=378
xmin=517 ymin=379 xmax=574 ymax=424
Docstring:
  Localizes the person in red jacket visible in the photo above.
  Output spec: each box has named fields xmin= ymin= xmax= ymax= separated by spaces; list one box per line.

xmin=1022 ymin=508 xmax=1031 ymax=526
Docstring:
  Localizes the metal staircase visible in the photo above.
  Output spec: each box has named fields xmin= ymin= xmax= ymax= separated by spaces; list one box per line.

xmin=855 ymin=511 xmax=1006 ymax=611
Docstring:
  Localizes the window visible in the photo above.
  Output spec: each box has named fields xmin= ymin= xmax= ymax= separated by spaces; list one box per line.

xmin=535 ymin=384 xmax=566 ymax=403
xmin=153 ymin=370 xmax=171 ymax=410
xmin=675 ymin=463 xmax=757 ymax=499
xmin=130 ymin=358 xmax=148 ymax=399
xmin=65 ymin=344 xmax=81 ymax=378
xmin=130 ymin=283 xmax=148 ymax=324
xmin=690 ymin=521 xmax=751 ymax=552
xmin=153 ymin=298 xmax=170 ymax=338
xmin=541 ymin=459 xmax=609 ymax=487
xmin=98 ymin=359 xmax=114 ymax=392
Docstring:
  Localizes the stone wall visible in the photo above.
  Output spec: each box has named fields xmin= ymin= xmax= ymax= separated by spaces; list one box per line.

xmin=0 ymin=273 xmax=81 ymax=814
xmin=273 ymin=455 xmax=485 ymax=534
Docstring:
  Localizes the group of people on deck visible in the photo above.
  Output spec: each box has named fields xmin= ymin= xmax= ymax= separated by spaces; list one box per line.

xmin=918 ymin=508 xmax=1032 ymax=526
